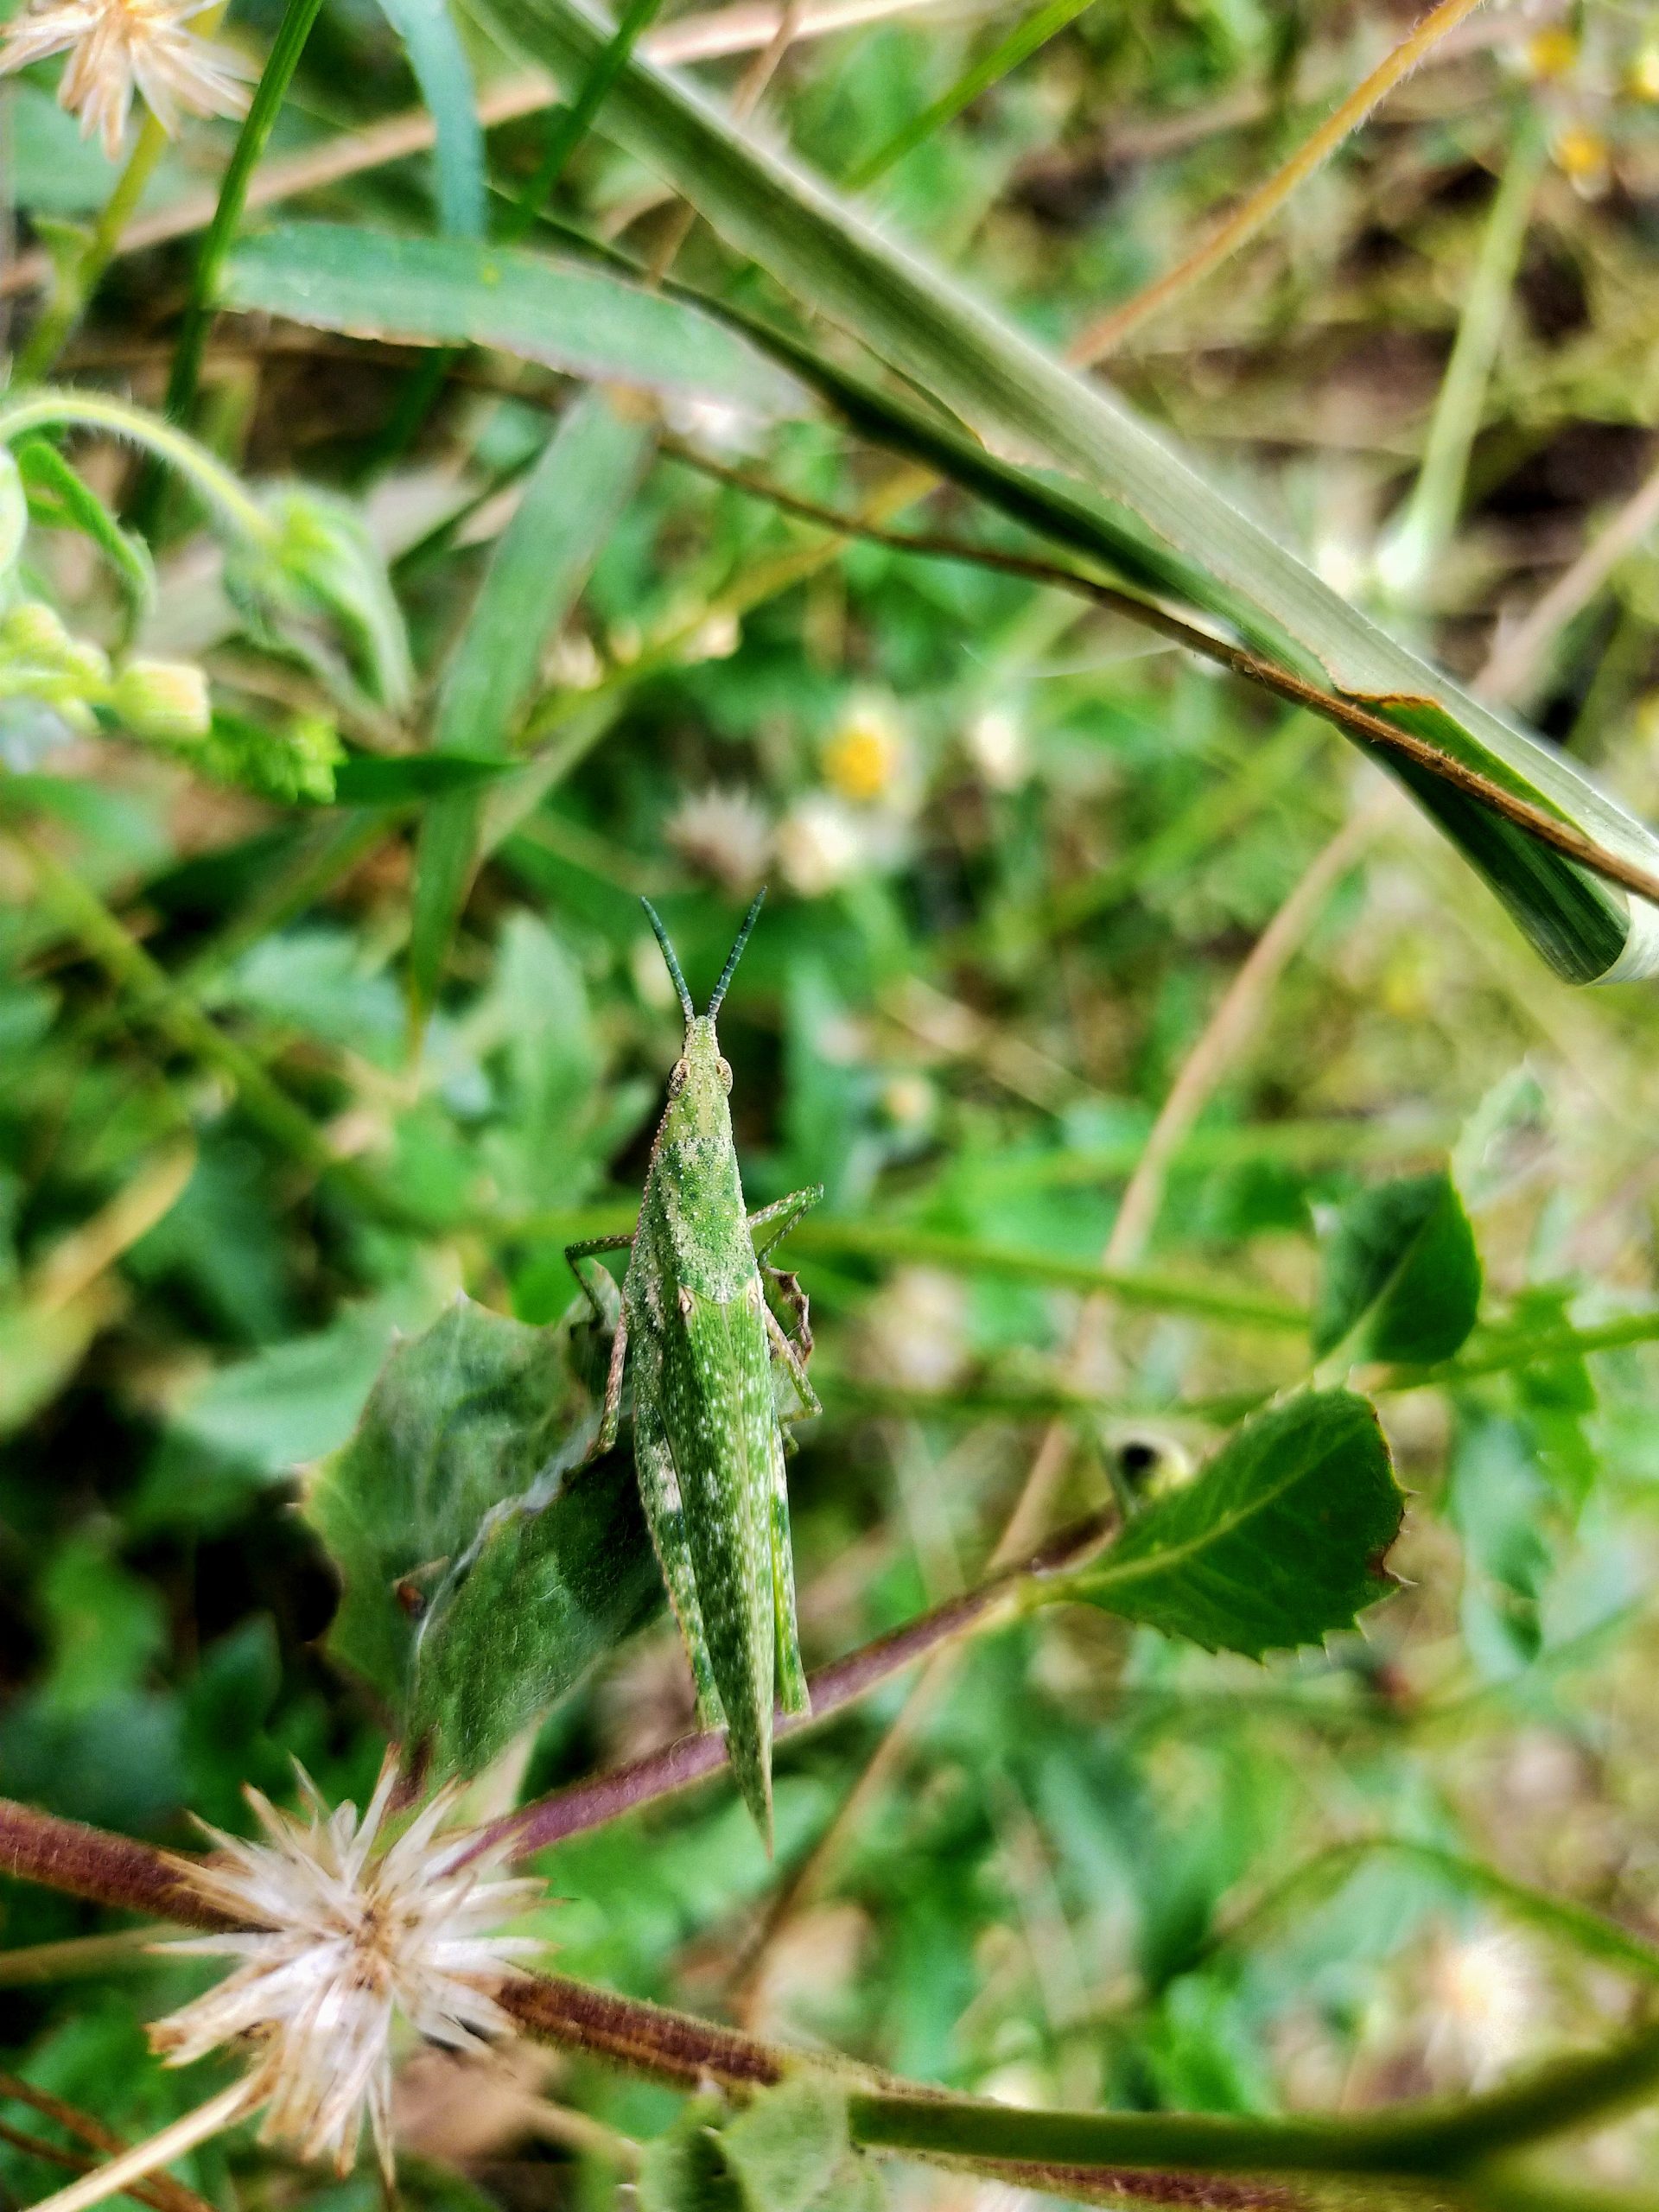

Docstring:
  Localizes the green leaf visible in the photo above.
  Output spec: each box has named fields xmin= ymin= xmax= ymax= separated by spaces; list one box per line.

xmin=467 ymin=0 xmax=1659 ymax=985
xmin=301 ymin=1292 xmax=658 ymax=1775
xmin=219 ymin=225 xmax=805 ymax=413
xmin=1067 ymin=1390 xmax=1404 ymax=1657
xmin=409 ymin=1440 xmax=657 ymax=1784
xmin=640 ymin=2086 xmax=885 ymax=2212
xmin=372 ymin=0 xmax=486 ymax=237
xmin=1311 ymin=1170 xmax=1482 ymax=1365
xmin=722 ymin=2082 xmax=881 ymax=2212
xmin=409 ymin=388 xmax=648 ymax=1020
xmin=330 ymin=753 xmax=512 ymax=806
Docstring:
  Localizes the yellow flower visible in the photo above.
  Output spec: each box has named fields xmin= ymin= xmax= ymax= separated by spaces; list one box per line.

xmin=0 ymin=0 xmax=251 ymax=162
xmin=1552 ymin=122 xmax=1610 ymax=195
xmin=823 ymin=696 xmax=906 ymax=804
xmin=1630 ymin=43 xmax=1659 ymax=103
xmin=1523 ymin=25 xmax=1577 ymax=80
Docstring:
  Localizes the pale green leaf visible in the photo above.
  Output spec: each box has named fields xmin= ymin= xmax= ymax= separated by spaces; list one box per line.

xmin=16 ymin=439 xmax=153 ymax=614
xmin=219 ymin=224 xmax=804 ymax=413
xmin=640 ymin=2086 xmax=886 ymax=2212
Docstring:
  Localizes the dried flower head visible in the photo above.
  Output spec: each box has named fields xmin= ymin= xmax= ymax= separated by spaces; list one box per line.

xmin=0 ymin=0 xmax=251 ymax=161
xmin=666 ymin=785 xmax=772 ymax=894
xmin=149 ymin=1767 xmax=543 ymax=2181
xmin=776 ymin=791 xmax=868 ymax=897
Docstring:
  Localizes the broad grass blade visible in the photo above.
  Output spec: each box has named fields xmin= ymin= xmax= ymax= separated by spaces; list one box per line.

xmin=408 ymin=390 xmax=650 ymax=1024
xmin=373 ymin=0 xmax=487 ymax=237
xmin=219 ymin=224 xmax=804 ymax=413
xmin=467 ymin=0 xmax=1659 ymax=985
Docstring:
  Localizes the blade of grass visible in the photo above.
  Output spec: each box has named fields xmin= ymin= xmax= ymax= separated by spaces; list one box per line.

xmin=1376 ymin=111 xmax=1547 ymax=603
xmin=375 ymin=0 xmax=487 ymax=236
xmin=407 ymin=389 xmax=649 ymax=1028
xmin=159 ymin=0 xmax=327 ymax=434
xmin=219 ymin=225 xmax=803 ymax=409
xmin=846 ymin=0 xmax=1096 ymax=188
xmin=510 ymin=0 xmax=670 ymax=231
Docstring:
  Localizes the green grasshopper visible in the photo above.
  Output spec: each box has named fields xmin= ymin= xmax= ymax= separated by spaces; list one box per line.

xmin=567 ymin=892 xmax=821 ymax=1845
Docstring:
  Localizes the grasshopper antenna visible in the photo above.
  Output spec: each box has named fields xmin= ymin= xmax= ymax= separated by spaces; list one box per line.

xmin=641 ymin=899 xmax=696 ymax=1025
xmin=707 ymin=888 xmax=766 ymax=1020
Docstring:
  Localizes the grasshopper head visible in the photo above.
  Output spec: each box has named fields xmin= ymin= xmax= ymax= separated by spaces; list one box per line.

xmin=644 ymin=892 xmax=764 ymax=1118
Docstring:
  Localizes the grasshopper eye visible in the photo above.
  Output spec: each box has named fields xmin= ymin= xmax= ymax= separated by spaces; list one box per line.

xmin=716 ymin=1057 xmax=734 ymax=1094
xmin=668 ymin=1058 xmax=690 ymax=1096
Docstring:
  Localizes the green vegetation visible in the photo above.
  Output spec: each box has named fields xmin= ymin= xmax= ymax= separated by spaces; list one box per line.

xmin=3 ymin=0 xmax=1659 ymax=2204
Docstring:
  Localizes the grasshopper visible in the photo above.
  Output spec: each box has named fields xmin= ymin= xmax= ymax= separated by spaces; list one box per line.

xmin=567 ymin=892 xmax=821 ymax=1845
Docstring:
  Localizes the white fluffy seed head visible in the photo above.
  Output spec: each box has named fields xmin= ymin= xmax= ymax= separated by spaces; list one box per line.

xmin=0 ymin=0 xmax=251 ymax=161
xmin=148 ymin=1766 xmax=544 ymax=2181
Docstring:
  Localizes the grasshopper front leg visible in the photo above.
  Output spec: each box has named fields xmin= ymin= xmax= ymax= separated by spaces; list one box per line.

xmin=565 ymin=1234 xmax=633 ymax=1457
xmin=749 ymin=1185 xmax=822 ymax=1364
xmin=763 ymin=1300 xmax=823 ymax=1426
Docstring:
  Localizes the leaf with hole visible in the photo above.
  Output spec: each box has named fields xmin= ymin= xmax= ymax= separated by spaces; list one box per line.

xmin=301 ymin=1293 xmax=658 ymax=1772
xmin=1064 ymin=1389 xmax=1404 ymax=1657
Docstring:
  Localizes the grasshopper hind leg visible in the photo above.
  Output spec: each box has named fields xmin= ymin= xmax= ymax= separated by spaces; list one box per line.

xmin=636 ymin=1408 xmax=723 ymax=1730
xmin=770 ymin=1474 xmax=811 ymax=1717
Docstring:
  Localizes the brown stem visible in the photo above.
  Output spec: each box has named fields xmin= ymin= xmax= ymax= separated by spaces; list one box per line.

xmin=467 ymin=1508 xmax=1113 ymax=1865
xmin=1065 ymin=0 xmax=1493 ymax=361
xmin=494 ymin=1973 xmax=790 ymax=2088
xmin=660 ymin=442 xmax=1659 ymax=914
xmin=0 ymin=1803 xmax=235 ymax=1929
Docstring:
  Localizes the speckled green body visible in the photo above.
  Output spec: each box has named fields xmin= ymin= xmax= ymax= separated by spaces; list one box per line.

xmin=569 ymin=906 xmax=818 ymax=1847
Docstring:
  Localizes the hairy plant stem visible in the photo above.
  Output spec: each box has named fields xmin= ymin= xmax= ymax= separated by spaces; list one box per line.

xmin=13 ymin=116 xmax=172 ymax=385
xmin=5 ymin=1789 xmax=1659 ymax=2202
xmin=0 ymin=390 xmax=270 ymax=542
xmin=850 ymin=2017 xmax=1659 ymax=2177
